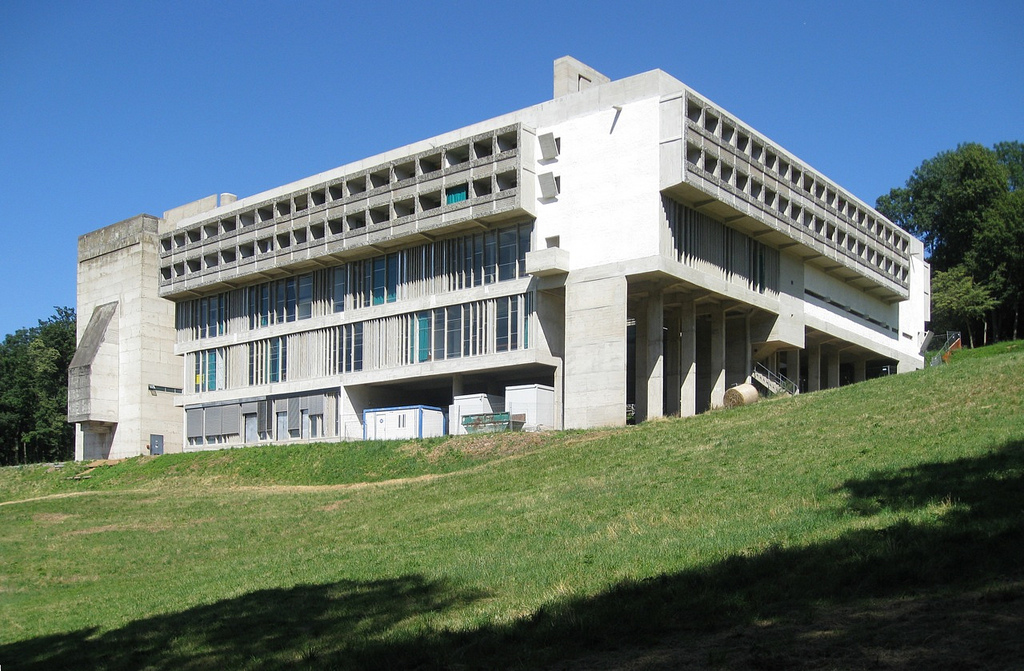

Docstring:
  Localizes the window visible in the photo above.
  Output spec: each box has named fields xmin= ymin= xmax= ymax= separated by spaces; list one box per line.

xmin=297 ymin=274 xmax=313 ymax=320
xmin=446 ymin=184 xmax=469 ymax=205
xmin=498 ymin=229 xmax=517 ymax=281
xmin=333 ymin=266 xmax=346 ymax=312
xmin=194 ymin=349 xmax=223 ymax=392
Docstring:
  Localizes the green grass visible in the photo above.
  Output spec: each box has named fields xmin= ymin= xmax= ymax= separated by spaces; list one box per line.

xmin=1 ymin=343 xmax=1022 ymax=669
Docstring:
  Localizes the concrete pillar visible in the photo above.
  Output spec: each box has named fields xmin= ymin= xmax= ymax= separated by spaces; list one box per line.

xmin=680 ymin=300 xmax=697 ymax=417
xmin=634 ymin=299 xmax=649 ymax=422
xmin=826 ymin=350 xmax=840 ymax=389
xmin=452 ymin=373 xmax=464 ymax=398
xmin=709 ymin=304 xmax=726 ymax=409
xmin=664 ymin=308 xmax=681 ymax=417
xmin=645 ymin=291 xmax=664 ymax=421
xmin=854 ymin=359 xmax=867 ymax=383
xmin=564 ymin=275 xmax=628 ymax=428
xmin=807 ymin=345 xmax=821 ymax=392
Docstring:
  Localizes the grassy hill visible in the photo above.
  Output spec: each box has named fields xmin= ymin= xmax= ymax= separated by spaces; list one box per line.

xmin=1 ymin=342 xmax=1022 ymax=670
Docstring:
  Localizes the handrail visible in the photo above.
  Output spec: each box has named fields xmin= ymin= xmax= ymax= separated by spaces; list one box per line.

xmin=930 ymin=331 xmax=962 ymax=366
xmin=752 ymin=362 xmax=799 ymax=396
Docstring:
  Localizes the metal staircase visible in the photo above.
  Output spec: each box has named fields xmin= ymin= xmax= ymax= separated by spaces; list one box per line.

xmin=930 ymin=331 xmax=962 ymax=366
xmin=751 ymin=362 xmax=799 ymax=396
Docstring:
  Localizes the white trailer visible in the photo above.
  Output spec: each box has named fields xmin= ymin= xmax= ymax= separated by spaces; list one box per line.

xmin=505 ymin=384 xmax=556 ymax=431
xmin=362 ymin=405 xmax=447 ymax=440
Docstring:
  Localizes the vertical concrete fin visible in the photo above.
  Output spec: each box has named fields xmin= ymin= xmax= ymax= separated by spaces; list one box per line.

xmin=553 ymin=56 xmax=611 ymax=98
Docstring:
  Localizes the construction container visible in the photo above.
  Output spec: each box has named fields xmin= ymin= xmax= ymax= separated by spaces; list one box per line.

xmin=461 ymin=412 xmax=527 ymax=434
xmin=363 ymin=405 xmax=446 ymax=440
xmin=449 ymin=393 xmax=504 ymax=435
xmin=504 ymin=384 xmax=555 ymax=431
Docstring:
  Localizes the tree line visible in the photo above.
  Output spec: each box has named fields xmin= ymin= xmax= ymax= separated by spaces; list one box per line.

xmin=876 ymin=141 xmax=1023 ymax=347
xmin=0 ymin=307 xmax=77 ymax=465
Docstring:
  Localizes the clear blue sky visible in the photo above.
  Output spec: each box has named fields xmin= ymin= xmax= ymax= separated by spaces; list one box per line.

xmin=1 ymin=0 xmax=1021 ymax=338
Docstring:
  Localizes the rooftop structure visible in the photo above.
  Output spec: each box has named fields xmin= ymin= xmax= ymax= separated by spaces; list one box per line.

xmin=69 ymin=57 xmax=930 ymax=459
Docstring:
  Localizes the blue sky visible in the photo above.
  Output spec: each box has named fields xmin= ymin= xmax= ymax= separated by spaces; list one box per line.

xmin=1 ymin=0 xmax=1021 ymax=338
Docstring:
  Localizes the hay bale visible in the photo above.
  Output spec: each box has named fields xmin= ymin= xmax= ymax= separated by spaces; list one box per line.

xmin=724 ymin=383 xmax=759 ymax=408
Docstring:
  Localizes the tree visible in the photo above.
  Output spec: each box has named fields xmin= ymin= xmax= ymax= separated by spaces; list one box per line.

xmin=877 ymin=141 xmax=1023 ymax=343
xmin=0 ymin=307 xmax=77 ymax=465
xmin=969 ymin=189 xmax=1024 ymax=339
xmin=876 ymin=143 xmax=1008 ymax=272
xmin=930 ymin=266 xmax=996 ymax=348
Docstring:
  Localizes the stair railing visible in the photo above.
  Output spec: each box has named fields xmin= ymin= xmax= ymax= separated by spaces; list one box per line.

xmin=752 ymin=362 xmax=799 ymax=396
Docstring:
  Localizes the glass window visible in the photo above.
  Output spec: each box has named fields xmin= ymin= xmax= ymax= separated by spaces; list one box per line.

xmin=498 ymin=229 xmax=517 ymax=281
xmin=298 ymin=274 xmax=313 ymax=320
xmin=496 ymin=298 xmax=509 ymax=352
xmin=333 ymin=266 xmax=346 ymax=313
xmin=445 ymin=184 xmax=468 ymax=205
xmin=372 ymin=257 xmax=386 ymax=305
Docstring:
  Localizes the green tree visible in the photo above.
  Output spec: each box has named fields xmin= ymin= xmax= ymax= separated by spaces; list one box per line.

xmin=930 ymin=266 xmax=996 ymax=348
xmin=0 ymin=307 xmax=77 ymax=465
xmin=877 ymin=141 xmax=1023 ymax=343
xmin=969 ymin=189 xmax=1024 ymax=339
xmin=876 ymin=143 xmax=1008 ymax=272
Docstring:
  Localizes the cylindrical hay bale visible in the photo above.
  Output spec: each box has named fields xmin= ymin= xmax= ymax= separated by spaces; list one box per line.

xmin=724 ymin=383 xmax=759 ymax=408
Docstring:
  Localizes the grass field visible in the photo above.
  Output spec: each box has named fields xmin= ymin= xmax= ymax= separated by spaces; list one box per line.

xmin=1 ymin=342 xmax=1022 ymax=669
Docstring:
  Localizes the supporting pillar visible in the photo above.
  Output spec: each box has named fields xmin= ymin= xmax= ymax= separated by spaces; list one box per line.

xmin=826 ymin=349 xmax=840 ymax=389
xmin=680 ymin=299 xmax=697 ymax=417
xmin=807 ymin=345 xmax=821 ymax=392
xmin=634 ymin=298 xmax=649 ymax=422
xmin=665 ymin=308 xmax=681 ymax=417
xmin=854 ymin=359 xmax=867 ymax=383
xmin=564 ymin=275 xmax=628 ymax=428
xmin=452 ymin=373 xmax=464 ymax=398
xmin=645 ymin=290 xmax=664 ymax=421
xmin=709 ymin=304 xmax=726 ymax=409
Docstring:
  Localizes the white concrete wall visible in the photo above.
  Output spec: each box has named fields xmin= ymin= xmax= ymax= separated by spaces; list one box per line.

xmin=74 ymin=217 xmax=182 ymax=460
xmin=532 ymin=97 xmax=663 ymax=271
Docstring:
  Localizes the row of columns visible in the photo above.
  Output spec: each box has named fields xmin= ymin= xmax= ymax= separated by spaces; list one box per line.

xmin=635 ymin=289 xmax=875 ymax=423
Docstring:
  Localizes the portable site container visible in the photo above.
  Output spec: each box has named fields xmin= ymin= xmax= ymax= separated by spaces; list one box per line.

xmin=504 ymin=384 xmax=555 ymax=431
xmin=448 ymin=393 xmax=505 ymax=435
xmin=362 ymin=405 xmax=447 ymax=440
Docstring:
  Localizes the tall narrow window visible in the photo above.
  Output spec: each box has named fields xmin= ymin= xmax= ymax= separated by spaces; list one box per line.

xmin=416 ymin=312 xmax=430 ymax=362
xmin=297 ymin=274 xmax=313 ymax=320
xmin=498 ymin=229 xmax=517 ymax=281
xmin=333 ymin=266 xmax=347 ymax=312
xmin=285 ymin=278 xmax=297 ymax=322
xmin=496 ymin=298 xmax=509 ymax=352
xmin=386 ymin=253 xmax=399 ymax=303
xmin=446 ymin=306 xmax=462 ymax=359
xmin=372 ymin=257 xmax=386 ymax=305
xmin=484 ymin=232 xmax=497 ymax=283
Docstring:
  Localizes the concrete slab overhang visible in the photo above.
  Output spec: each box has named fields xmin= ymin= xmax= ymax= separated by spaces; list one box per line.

xmin=663 ymin=181 xmax=908 ymax=304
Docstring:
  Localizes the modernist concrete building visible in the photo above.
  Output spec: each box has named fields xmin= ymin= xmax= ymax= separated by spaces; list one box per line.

xmin=69 ymin=57 xmax=930 ymax=459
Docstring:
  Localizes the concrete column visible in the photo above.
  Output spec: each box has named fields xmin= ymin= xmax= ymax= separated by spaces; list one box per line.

xmin=634 ymin=299 xmax=649 ymax=422
xmin=709 ymin=304 xmax=726 ymax=409
xmin=645 ymin=290 xmax=665 ymax=421
xmin=826 ymin=350 xmax=840 ymax=389
xmin=452 ymin=373 xmax=464 ymax=398
xmin=664 ymin=308 xmax=681 ymax=417
xmin=853 ymin=359 xmax=867 ymax=383
xmin=553 ymin=362 xmax=564 ymax=429
xmin=807 ymin=345 xmax=821 ymax=392
xmin=680 ymin=299 xmax=697 ymax=417
xmin=564 ymin=275 xmax=628 ymax=428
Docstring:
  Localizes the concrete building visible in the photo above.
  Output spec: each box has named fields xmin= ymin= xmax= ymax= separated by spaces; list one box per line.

xmin=69 ymin=57 xmax=930 ymax=458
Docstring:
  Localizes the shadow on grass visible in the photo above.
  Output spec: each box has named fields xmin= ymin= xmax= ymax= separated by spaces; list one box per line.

xmin=5 ymin=441 xmax=1023 ymax=669
xmin=1 ymin=576 xmax=488 ymax=670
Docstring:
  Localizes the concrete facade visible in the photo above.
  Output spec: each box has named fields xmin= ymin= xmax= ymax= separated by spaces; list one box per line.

xmin=69 ymin=57 xmax=930 ymax=456
xmin=69 ymin=215 xmax=183 ymax=459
